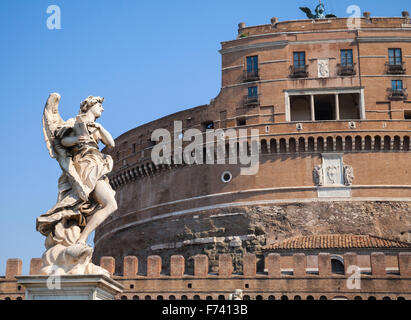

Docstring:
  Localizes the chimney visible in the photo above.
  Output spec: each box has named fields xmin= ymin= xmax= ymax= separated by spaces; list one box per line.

xmin=238 ymin=22 xmax=247 ymax=37
xmin=402 ymin=11 xmax=410 ymax=23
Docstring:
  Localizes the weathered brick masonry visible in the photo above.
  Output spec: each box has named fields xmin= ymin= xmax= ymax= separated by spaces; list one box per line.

xmin=1 ymin=252 xmax=410 ymax=300
xmin=92 ymin=14 xmax=411 ymax=291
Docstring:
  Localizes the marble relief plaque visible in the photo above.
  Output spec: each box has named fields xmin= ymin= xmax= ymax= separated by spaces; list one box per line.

xmin=322 ymin=154 xmax=344 ymax=186
xmin=317 ymin=153 xmax=352 ymax=198
xmin=318 ymin=59 xmax=330 ymax=78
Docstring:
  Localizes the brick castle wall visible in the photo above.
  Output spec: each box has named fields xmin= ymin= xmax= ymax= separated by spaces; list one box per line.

xmin=1 ymin=252 xmax=410 ymax=300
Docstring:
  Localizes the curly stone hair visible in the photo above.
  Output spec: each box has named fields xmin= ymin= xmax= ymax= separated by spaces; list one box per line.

xmin=79 ymin=96 xmax=104 ymax=114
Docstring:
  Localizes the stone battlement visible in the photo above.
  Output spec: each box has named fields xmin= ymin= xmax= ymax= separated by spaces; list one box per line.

xmin=1 ymin=252 xmax=410 ymax=300
xmin=234 ymin=15 xmax=411 ymax=39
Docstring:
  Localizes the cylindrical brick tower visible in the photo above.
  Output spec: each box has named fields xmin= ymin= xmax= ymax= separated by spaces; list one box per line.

xmin=94 ymin=15 xmax=411 ymax=274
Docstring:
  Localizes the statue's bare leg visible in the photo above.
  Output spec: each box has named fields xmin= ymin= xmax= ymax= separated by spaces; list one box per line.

xmin=77 ymin=179 xmax=117 ymax=245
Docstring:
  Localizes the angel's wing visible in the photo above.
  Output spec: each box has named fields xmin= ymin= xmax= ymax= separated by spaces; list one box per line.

xmin=299 ymin=7 xmax=314 ymax=19
xmin=42 ymin=93 xmax=64 ymax=159
xmin=42 ymin=93 xmax=89 ymax=201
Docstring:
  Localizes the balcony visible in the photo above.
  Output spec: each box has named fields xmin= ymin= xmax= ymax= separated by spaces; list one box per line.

xmin=243 ymin=70 xmax=260 ymax=82
xmin=337 ymin=63 xmax=356 ymax=76
xmin=387 ymin=88 xmax=408 ymax=100
xmin=244 ymin=94 xmax=260 ymax=107
xmin=386 ymin=62 xmax=406 ymax=74
xmin=290 ymin=65 xmax=309 ymax=78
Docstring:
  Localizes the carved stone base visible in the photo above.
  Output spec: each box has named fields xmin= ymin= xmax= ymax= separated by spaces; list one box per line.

xmin=317 ymin=186 xmax=352 ymax=198
xmin=16 ymin=275 xmax=123 ymax=300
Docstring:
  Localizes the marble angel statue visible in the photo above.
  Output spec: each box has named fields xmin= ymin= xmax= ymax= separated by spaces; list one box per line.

xmin=37 ymin=93 xmax=117 ymax=276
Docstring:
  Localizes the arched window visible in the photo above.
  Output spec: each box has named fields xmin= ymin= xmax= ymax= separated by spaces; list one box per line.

xmin=206 ymin=296 xmax=213 ymax=300
xmin=384 ymin=136 xmax=391 ymax=151
xmin=268 ymin=295 xmax=275 ymax=300
xmin=281 ymin=295 xmax=289 ymax=301
xmin=393 ymin=136 xmax=401 ymax=150
xmin=368 ymin=296 xmax=376 ymax=300
xmin=289 ymin=138 xmax=296 ymax=153
xmin=145 ymin=295 xmax=151 ymax=300
xmin=355 ymin=136 xmax=362 ymax=151
xmin=354 ymin=296 xmax=362 ymax=300
xmin=270 ymin=139 xmax=277 ymax=153
xmin=132 ymin=295 xmax=139 ymax=300
xmin=279 ymin=139 xmax=287 ymax=153
xmin=374 ymin=136 xmax=381 ymax=151
xmin=181 ymin=295 xmax=188 ymax=300
xmin=157 ymin=295 xmax=164 ymax=300
xmin=364 ymin=136 xmax=372 ymax=150
xmin=298 ymin=137 xmax=306 ymax=152
xmin=120 ymin=296 xmax=128 ymax=300
xmin=308 ymin=137 xmax=315 ymax=152
xmin=403 ymin=136 xmax=410 ymax=151
xmin=345 ymin=136 xmax=353 ymax=151
xmin=218 ymin=295 xmax=225 ymax=300
xmin=317 ymin=137 xmax=324 ymax=152
xmin=336 ymin=136 xmax=343 ymax=151
xmin=193 ymin=295 xmax=201 ymax=300
xmin=169 ymin=295 xmax=176 ymax=300
xmin=294 ymin=295 xmax=302 ymax=300
xmin=256 ymin=295 xmax=263 ymax=300
xmin=243 ymin=295 xmax=251 ymax=300
xmin=319 ymin=296 xmax=327 ymax=300
xmin=331 ymin=256 xmax=345 ymax=274
xmin=306 ymin=295 xmax=314 ymax=300
xmin=326 ymin=137 xmax=334 ymax=152
xmin=261 ymin=140 xmax=268 ymax=154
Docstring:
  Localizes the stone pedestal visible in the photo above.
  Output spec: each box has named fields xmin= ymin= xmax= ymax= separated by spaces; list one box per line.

xmin=16 ymin=275 xmax=123 ymax=300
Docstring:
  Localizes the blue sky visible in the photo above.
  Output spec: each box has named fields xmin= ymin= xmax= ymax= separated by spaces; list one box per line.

xmin=0 ymin=0 xmax=409 ymax=276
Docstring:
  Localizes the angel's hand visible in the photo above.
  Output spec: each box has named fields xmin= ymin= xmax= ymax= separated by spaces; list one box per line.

xmin=88 ymin=122 xmax=102 ymax=130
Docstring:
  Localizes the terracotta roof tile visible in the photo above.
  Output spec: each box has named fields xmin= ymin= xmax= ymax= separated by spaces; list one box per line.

xmin=264 ymin=234 xmax=411 ymax=250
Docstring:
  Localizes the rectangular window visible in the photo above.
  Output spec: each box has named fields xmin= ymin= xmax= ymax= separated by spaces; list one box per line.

xmin=248 ymin=86 xmax=258 ymax=98
xmin=341 ymin=49 xmax=353 ymax=66
xmin=293 ymin=52 xmax=306 ymax=68
xmin=246 ymin=56 xmax=258 ymax=73
xmin=237 ymin=118 xmax=246 ymax=126
xmin=389 ymin=48 xmax=402 ymax=65
xmin=392 ymin=80 xmax=403 ymax=91
xmin=202 ymin=121 xmax=214 ymax=130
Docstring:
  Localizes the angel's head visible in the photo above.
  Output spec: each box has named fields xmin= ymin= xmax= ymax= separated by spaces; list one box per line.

xmin=80 ymin=96 xmax=105 ymax=119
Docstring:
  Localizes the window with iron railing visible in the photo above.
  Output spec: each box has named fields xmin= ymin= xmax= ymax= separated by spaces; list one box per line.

xmin=387 ymin=48 xmax=405 ymax=74
xmin=294 ymin=52 xmax=306 ymax=68
xmin=389 ymin=49 xmax=402 ymax=65
xmin=388 ymin=80 xmax=407 ymax=100
xmin=290 ymin=52 xmax=308 ymax=78
xmin=245 ymin=86 xmax=259 ymax=106
xmin=248 ymin=86 xmax=258 ymax=98
xmin=244 ymin=56 xmax=259 ymax=81
xmin=338 ymin=49 xmax=356 ymax=76
xmin=341 ymin=49 xmax=353 ymax=67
